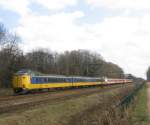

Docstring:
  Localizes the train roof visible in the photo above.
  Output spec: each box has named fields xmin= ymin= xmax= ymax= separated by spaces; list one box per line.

xmin=32 ymin=75 xmax=103 ymax=79
xmin=16 ymin=69 xmax=103 ymax=79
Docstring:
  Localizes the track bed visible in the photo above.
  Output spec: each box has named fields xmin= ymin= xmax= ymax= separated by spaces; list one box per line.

xmin=0 ymin=84 xmax=133 ymax=115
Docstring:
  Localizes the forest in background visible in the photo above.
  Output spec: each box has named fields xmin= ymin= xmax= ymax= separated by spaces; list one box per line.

xmin=147 ymin=67 xmax=150 ymax=81
xmin=0 ymin=23 xmax=126 ymax=87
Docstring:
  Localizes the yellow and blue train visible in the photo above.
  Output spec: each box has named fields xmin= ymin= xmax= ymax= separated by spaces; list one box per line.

xmin=12 ymin=69 xmax=132 ymax=94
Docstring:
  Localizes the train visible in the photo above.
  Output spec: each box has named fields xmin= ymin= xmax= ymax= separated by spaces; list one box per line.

xmin=12 ymin=69 xmax=132 ymax=94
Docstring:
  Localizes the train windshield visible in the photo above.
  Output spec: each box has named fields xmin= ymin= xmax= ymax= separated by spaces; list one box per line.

xmin=16 ymin=69 xmax=39 ymax=76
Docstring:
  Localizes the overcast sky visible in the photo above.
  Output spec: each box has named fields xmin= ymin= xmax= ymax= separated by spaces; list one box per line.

xmin=0 ymin=0 xmax=150 ymax=78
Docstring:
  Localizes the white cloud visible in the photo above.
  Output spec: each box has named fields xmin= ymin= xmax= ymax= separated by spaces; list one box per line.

xmin=86 ymin=0 xmax=150 ymax=10
xmin=1 ymin=0 xmax=148 ymax=78
xmin=95 ymin=15 xmax=150 ymax=78
xmin=17 ymin=11 xmax=87 ymax=52
xmin=0 ymin=0 xmax=30 ymax=17
xmin=0 ymin=0 xmax=78 ymax=17
xmin=16 ymin=9 xmax=150 ymax=78
xmin=33 ymin=0 xmax=78 ymax=10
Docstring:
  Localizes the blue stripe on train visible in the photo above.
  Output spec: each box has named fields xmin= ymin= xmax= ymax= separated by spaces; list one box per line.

xmin=31 ymin=77 xmax=73 ymax=84
xmin=31 ymin=77 xmax=97 ymax=84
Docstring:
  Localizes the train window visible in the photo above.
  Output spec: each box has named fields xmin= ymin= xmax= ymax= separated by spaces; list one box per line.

xmin=66 ymin=78 xmax=71 ymax=82
xmin=42 ymin=78 xmax=44 ymax=83
xmin=84 ymin=79 xmax=87 ymax=82
xmin=80 ymin=79 xmax=82 ymax=82
xmin=78 ymin=79 xmax=81 ymax=82
xmin=75 ymin=78 xmax=78 ymax=82
xmin=63 ymin=78 xmax=65 ymax=82
xmin=50 ymin=78 xmax=54 ymax=82
xmin=36 ymin=78 xmax=39 ymax=83
xmin=45 ymin=78 xmax=48 ymax=83
xmin=60 ymin=78 xmax=65 ymax=83
xmin=55 ymin=78 xmax=58 ymax=83
xmin=81 ymin=79 xmax=84 ymax=82
xmin=75 ymin=78 xmax=77 ymax=82
xmin=56 ymin=78 xmax=59 ymax=83
xmin=44 ymin=78 xmax=47 ymax=83
xmin=48 ymin=78 xmax=51 ymax=82
xmin=49 ymin=78 xmax=52 ymax=82
xmin=39 ymin=78 xmax=43 ymax=83
xmin=86 ymin=79 xmax=89 ymax=82
xmin=54 ymin=78 xmax=56 ymax=82
xmin=53 ymin=78 xmax=56 ymax=82
xmin=31 ymin=77 xmax=36 ymax=84
xmin=38 ymin=78 xmax=41 ymax=83
xmin=59 ymin=78 xmax=62 ymax=83
xmin=46 ymin=78 xmax=48 ymax=83
xmin=57 ymin=78 xmax=60 ymax=83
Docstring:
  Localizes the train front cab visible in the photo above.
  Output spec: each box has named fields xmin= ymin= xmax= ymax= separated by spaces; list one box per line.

xmin=12 ymin=73 xmax=30 ymax=93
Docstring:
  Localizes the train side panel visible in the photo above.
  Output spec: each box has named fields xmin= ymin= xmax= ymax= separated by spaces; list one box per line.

xmin=12 ymin=72 xmax=133 ymax=94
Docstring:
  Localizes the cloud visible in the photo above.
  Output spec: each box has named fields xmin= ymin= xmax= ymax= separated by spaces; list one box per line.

xmin=16 ymin=7 xmax=150 ymax=78
xmin=96 ymin=15 xmax=150 ymax=78
xmin=2 ymin=0 xmax=150 ymax=78
xmin=0 ymin=0 xmax=30 ymax=17
xmin=0 ymin=0 xmax=78 ymax=17
xmin=86 ymin=0 xmax=150 ymax=10
xmin=33 ymin=0 xmax=78 ymax=10
xmin=17 ymin=11 xmax=87 ymax=52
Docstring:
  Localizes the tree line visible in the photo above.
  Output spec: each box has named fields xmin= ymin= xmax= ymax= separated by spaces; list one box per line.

xmin=147 ymin=67 xmax=150 ymax=81
xmin=0 ymin=23 xmax=124 ymax=88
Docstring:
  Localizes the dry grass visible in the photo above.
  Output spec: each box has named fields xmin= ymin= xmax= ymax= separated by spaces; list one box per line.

xmin=0 ymin=85 xmax=134 ymax=125
xmin=0 ymin=88 xmax=13 ymax=96
xmin=68 ymin=87 xmax=134 ymax=125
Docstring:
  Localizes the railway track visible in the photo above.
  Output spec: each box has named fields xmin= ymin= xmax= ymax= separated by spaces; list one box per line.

xmin=0 ymin=84 xmax=133 ymax=115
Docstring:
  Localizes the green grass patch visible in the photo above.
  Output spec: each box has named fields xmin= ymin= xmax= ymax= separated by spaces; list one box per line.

xmin=132 ymin=85 xmax=149 ymax=125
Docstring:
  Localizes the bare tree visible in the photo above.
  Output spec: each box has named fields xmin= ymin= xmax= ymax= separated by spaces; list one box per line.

xmin=25 ymin=49 xmax=55 ymax=74
xmin=0 ymin=23 xmax=6 ymax=45
xmin=0 ymin=24 xmax=22 ymax=87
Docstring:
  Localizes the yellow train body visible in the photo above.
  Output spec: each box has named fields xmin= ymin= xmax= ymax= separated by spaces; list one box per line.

xmin=12 ymin=70 xmax=132 ymax=94
xmin=12 ymin=72 xmax=104 ymax=93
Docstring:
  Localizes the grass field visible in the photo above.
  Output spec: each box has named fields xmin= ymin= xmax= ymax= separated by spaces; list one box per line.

xmin=131 ymin=84 xmax=149 ymax=125
xmin=0 ymin=86 xmax=133 ymax=125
